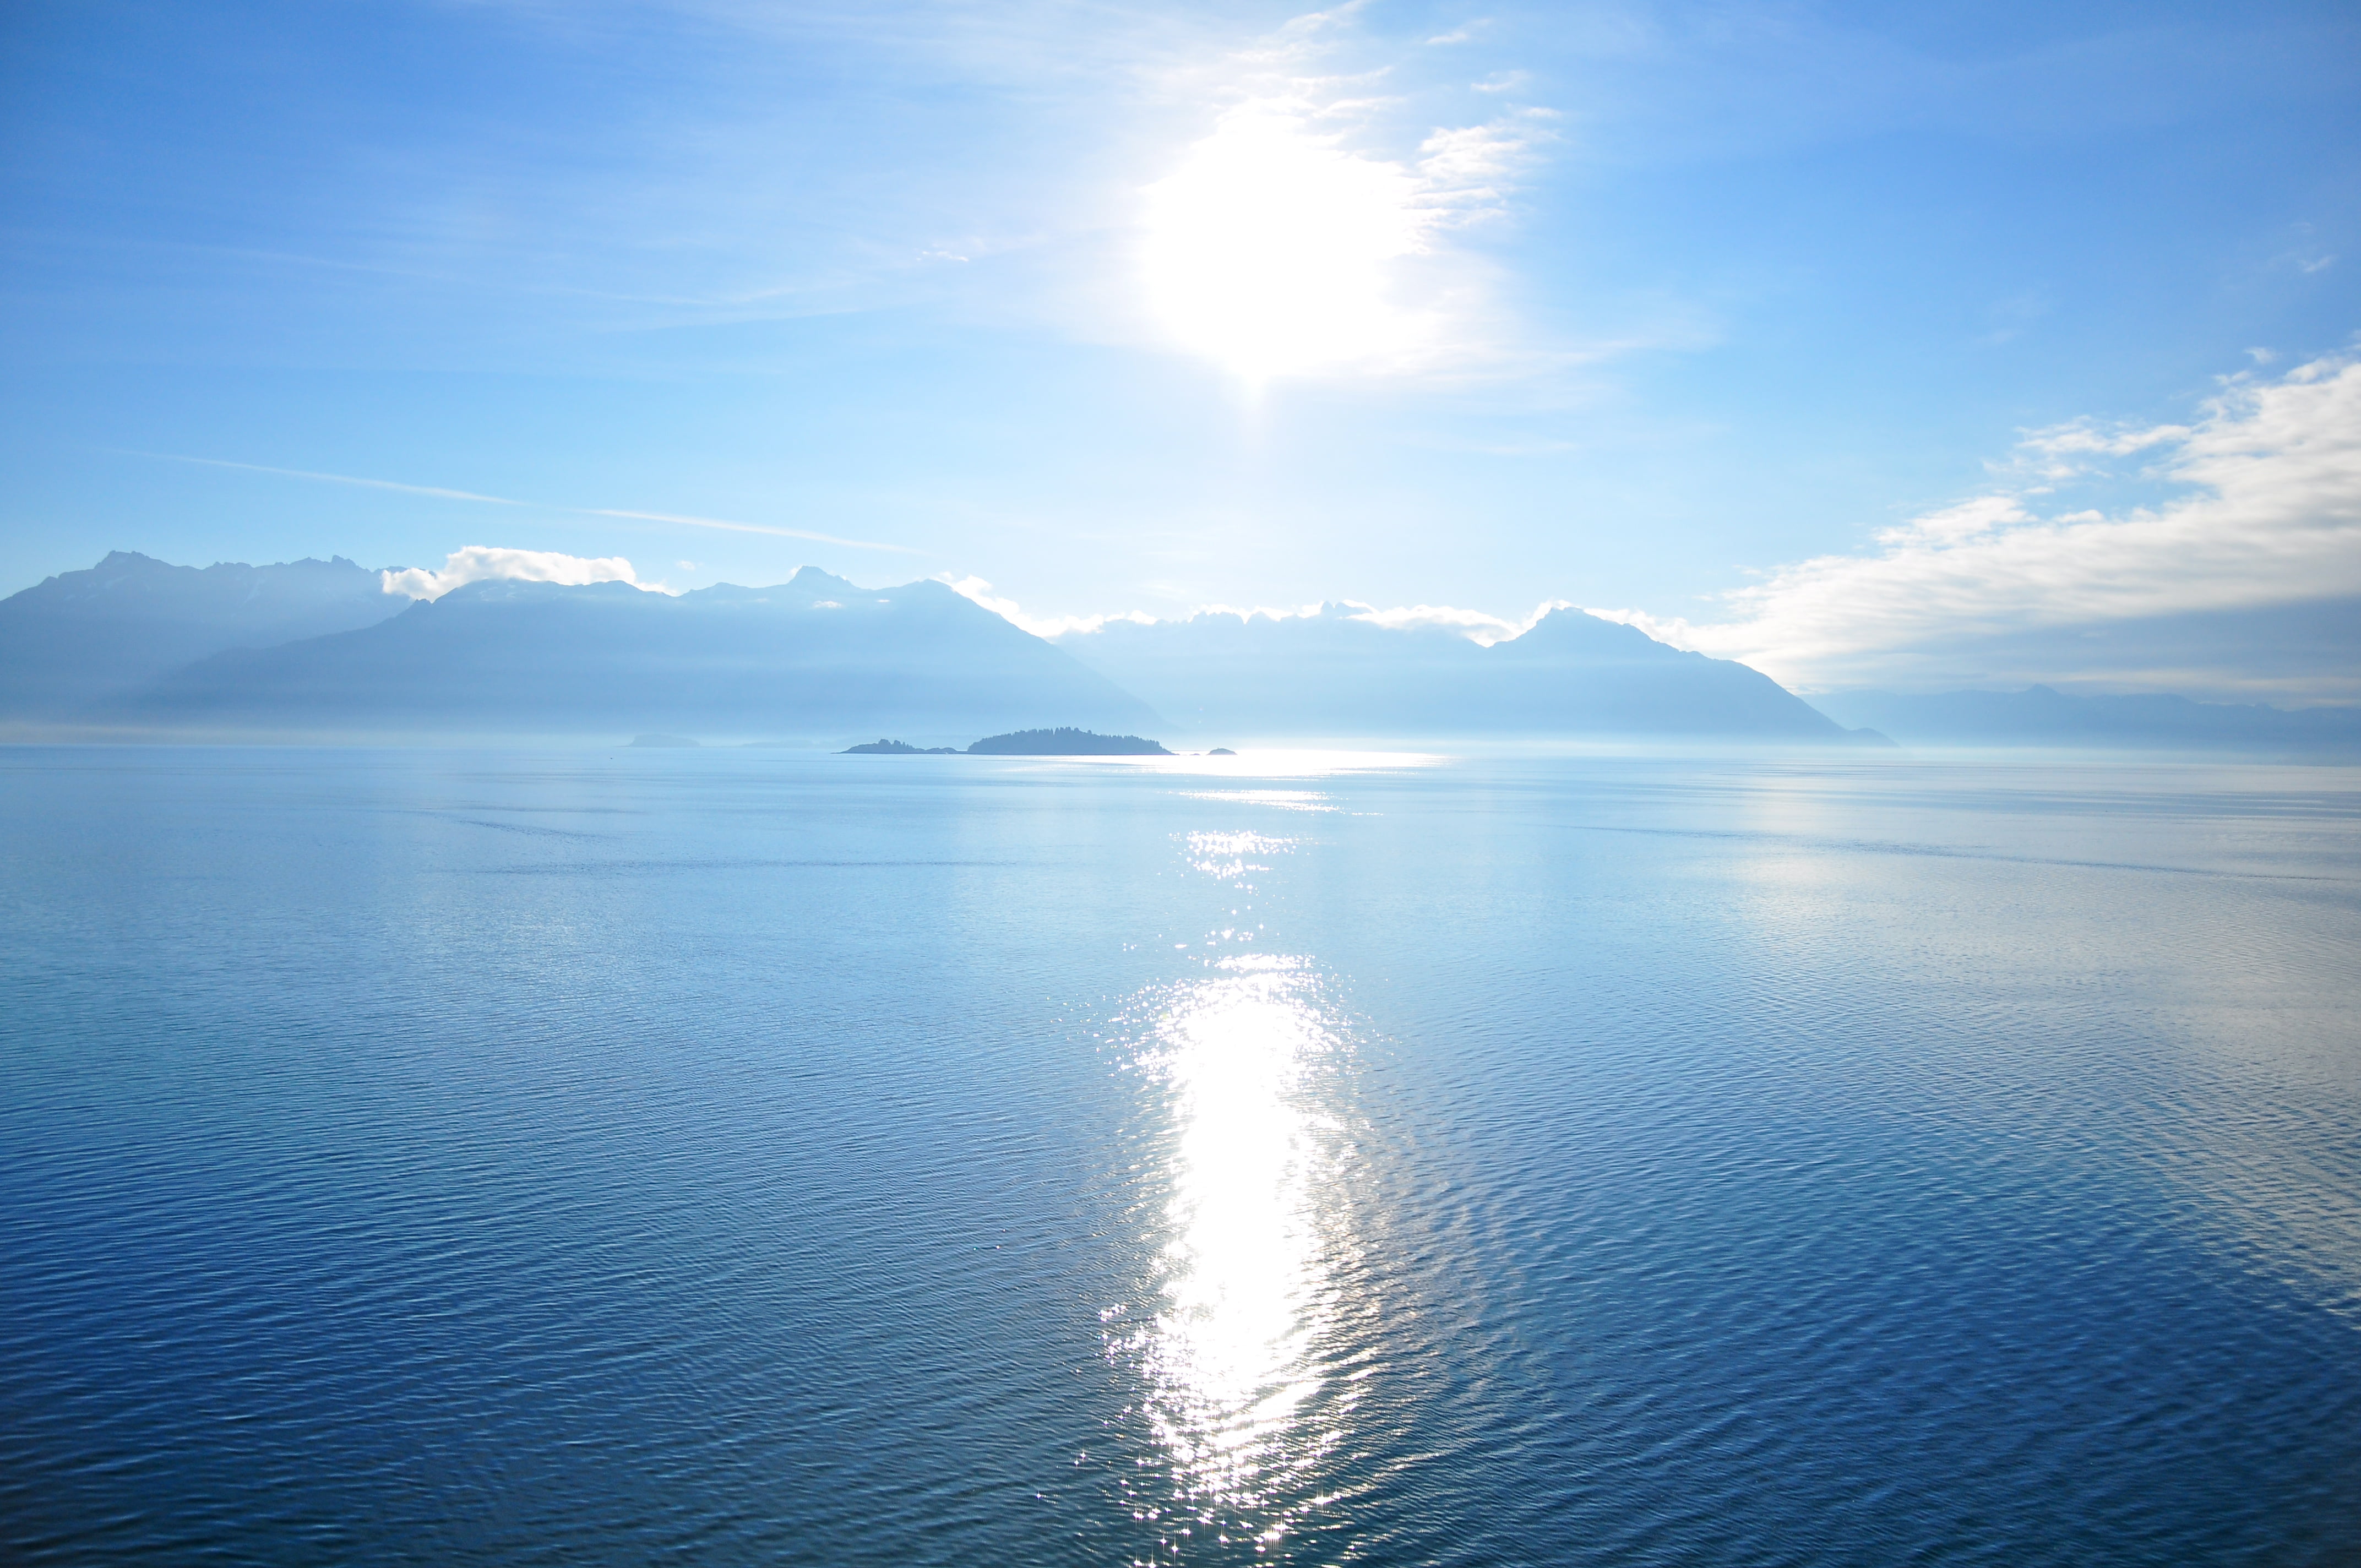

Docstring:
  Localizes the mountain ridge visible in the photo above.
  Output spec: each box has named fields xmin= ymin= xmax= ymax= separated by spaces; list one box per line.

xmin=0 ymin=550 xmax=407 ymax=715
xmin=1053 ymin=602 xmax=1878 ymax=742
xmin=106 ymin=568 xmax=1160 ymax=742
xmin=37 ymin=549 xmax=2341 ymax=752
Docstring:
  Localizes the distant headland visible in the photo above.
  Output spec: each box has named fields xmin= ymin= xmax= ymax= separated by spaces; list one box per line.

xmin=844 ymin=728 xmax=1174 ymax=756
xmin=966 ymin=728 xmax=1172 ymax=755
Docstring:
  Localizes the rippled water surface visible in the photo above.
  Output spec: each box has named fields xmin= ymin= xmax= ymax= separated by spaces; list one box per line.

xmin=4 ymin=747 xmax=2358 ymax=1565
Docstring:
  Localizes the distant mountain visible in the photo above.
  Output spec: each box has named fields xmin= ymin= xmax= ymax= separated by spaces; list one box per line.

xmin=0 ymin=551 xmax=404 ymax=716
xmin=1811 ymin=686 xmax=2361 ymax=754
xmin=56 ymin=551 xmax=2344 ymax=754
xmin=108 ymin=567 xmax=1162 ymax=742
xmin=966 ymin=728 xmax=1170 ymax=755
xmin=1057 ymin=605 xmax=1877 ymax=742
xmin=844 ymin=739 xmax=958 ymax=754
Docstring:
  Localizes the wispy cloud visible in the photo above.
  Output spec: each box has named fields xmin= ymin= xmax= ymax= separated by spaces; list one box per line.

xmin=1611 ymin=349 xmax=2361 ymax=690
xmin=116 ymin=1 xmax=1584 ymax=389
xmin=584 ymin=507 xmax=916 ymax=553
xmin=125 ymin=451 xmax=917 ymax=553
xmin=126 ymin=453 xmax=530 ymax=507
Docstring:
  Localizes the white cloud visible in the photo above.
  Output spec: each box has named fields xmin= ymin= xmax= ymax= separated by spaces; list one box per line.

xmin=1145 ymin=601 xmax=1325 ymax=627
xmin=1580 ymin=605 xmax=1695 ymax=646
xmin=1641 ymin=350 xmax=2361 ymax=690
xmin=938 ymin=573 xmax=1158 ymax=638
xmin=382 ymin=546 xmax=670 ymax=601
xmin=1343 ymin=598 xmax=1579 ymax=644
xmin=2004 ymin=420 xmax=2186 ymax=480
xmin=1346 ymin=601 xmax=1521 ymax=639
xmin=949 ymin=574 xmax=1578 ymax=649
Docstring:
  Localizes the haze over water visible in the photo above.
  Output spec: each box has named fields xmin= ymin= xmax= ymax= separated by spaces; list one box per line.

xmin=4 ymin=747 xmax=2357 ymax=1564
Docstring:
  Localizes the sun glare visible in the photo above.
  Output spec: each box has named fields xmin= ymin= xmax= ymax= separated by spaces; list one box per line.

xmin=1142 ymin=108 xmax=1431 ymax=383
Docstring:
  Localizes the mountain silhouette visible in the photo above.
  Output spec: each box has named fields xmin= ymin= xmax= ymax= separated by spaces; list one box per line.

xmin=106 ymin=567 xmax=1162 ymax=742
xmin=0 ymin=551 xmax=404 ymax=716
xmin=66 ymin=551 xmax=2352 ymax=752
xmin=1057 ymin=604 xmax=1874 ymax=742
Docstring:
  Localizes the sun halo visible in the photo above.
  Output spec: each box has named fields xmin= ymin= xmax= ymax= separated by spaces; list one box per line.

xmin=1140 ymin=108 xmax=1434 ymax=385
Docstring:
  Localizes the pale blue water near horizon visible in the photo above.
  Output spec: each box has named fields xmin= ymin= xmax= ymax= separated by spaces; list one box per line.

xmin=4 ymin=745 xmax=2358 ymax=1565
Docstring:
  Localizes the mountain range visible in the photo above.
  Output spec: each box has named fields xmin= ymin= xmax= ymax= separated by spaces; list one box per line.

xmin=0 ymin=551 xmax=404 ymax=717
xmin=102 ymin=563 xmax=1157 ymax=742
xmin=3 ymin=551 xmax=2349 ymax=752
xmin=1056 ymin=603 xmax=1870 ymax=742
xmin=0 ymin=552 xmax=1876 ymax=745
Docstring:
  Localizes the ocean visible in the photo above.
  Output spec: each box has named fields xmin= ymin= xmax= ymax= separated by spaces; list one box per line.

xmin=3 ymin=745 xmax=2357 ymax=1565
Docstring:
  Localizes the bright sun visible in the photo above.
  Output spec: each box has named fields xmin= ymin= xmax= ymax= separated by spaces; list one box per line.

xmin=1141 ymin=108 xmax=1430 ymax=383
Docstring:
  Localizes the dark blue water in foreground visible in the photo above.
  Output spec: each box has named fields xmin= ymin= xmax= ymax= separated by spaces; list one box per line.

xmin=4 ymin=746 xmax=2358 ymax=1565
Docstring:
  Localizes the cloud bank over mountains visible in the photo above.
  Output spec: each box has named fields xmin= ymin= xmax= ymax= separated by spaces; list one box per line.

xmin=123 ymin=339 xmax=2348 ymax=706
xmin=1613 ymin=350 xmax=2361 ymax=698
xmin=383 ymin=547 xmax=663 ymax=601
xmin=18 ymin=349 xmax=2352 ymax=711
xmin=931 ymin=348 xmax=2359 ymax=704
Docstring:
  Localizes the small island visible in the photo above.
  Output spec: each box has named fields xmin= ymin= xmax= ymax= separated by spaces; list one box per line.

xmin=966 ymin=727 xmax=1171 ymax=756
xmin=843 ymin=739 xmax=958 ymax=754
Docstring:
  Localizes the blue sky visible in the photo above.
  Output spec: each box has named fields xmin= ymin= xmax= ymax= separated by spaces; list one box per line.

xmin=4 ymin=1 xmax=2357 ymax=697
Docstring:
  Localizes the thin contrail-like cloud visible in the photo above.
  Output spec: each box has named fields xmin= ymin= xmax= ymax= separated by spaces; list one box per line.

xmin=118 ymin=451 xmax=920 ymax=554
xmin=142 ymin=454 xmax=530 ymax=507
xmin=586 ymin=507 xmax=915 ymax=553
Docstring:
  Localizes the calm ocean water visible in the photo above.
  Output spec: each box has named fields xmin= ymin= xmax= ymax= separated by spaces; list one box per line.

xmin=3 ymin=745 xmax=2357 ymax=1565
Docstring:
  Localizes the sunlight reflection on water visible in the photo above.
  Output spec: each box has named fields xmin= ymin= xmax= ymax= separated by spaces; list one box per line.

xmin=1176 ymin=792 xmax=1339 ymax=814
xmin=1114 ymin=951 xmax=1356 ymax=1556
xmin=1183 ymin=831 xmax=1292 ymax=882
